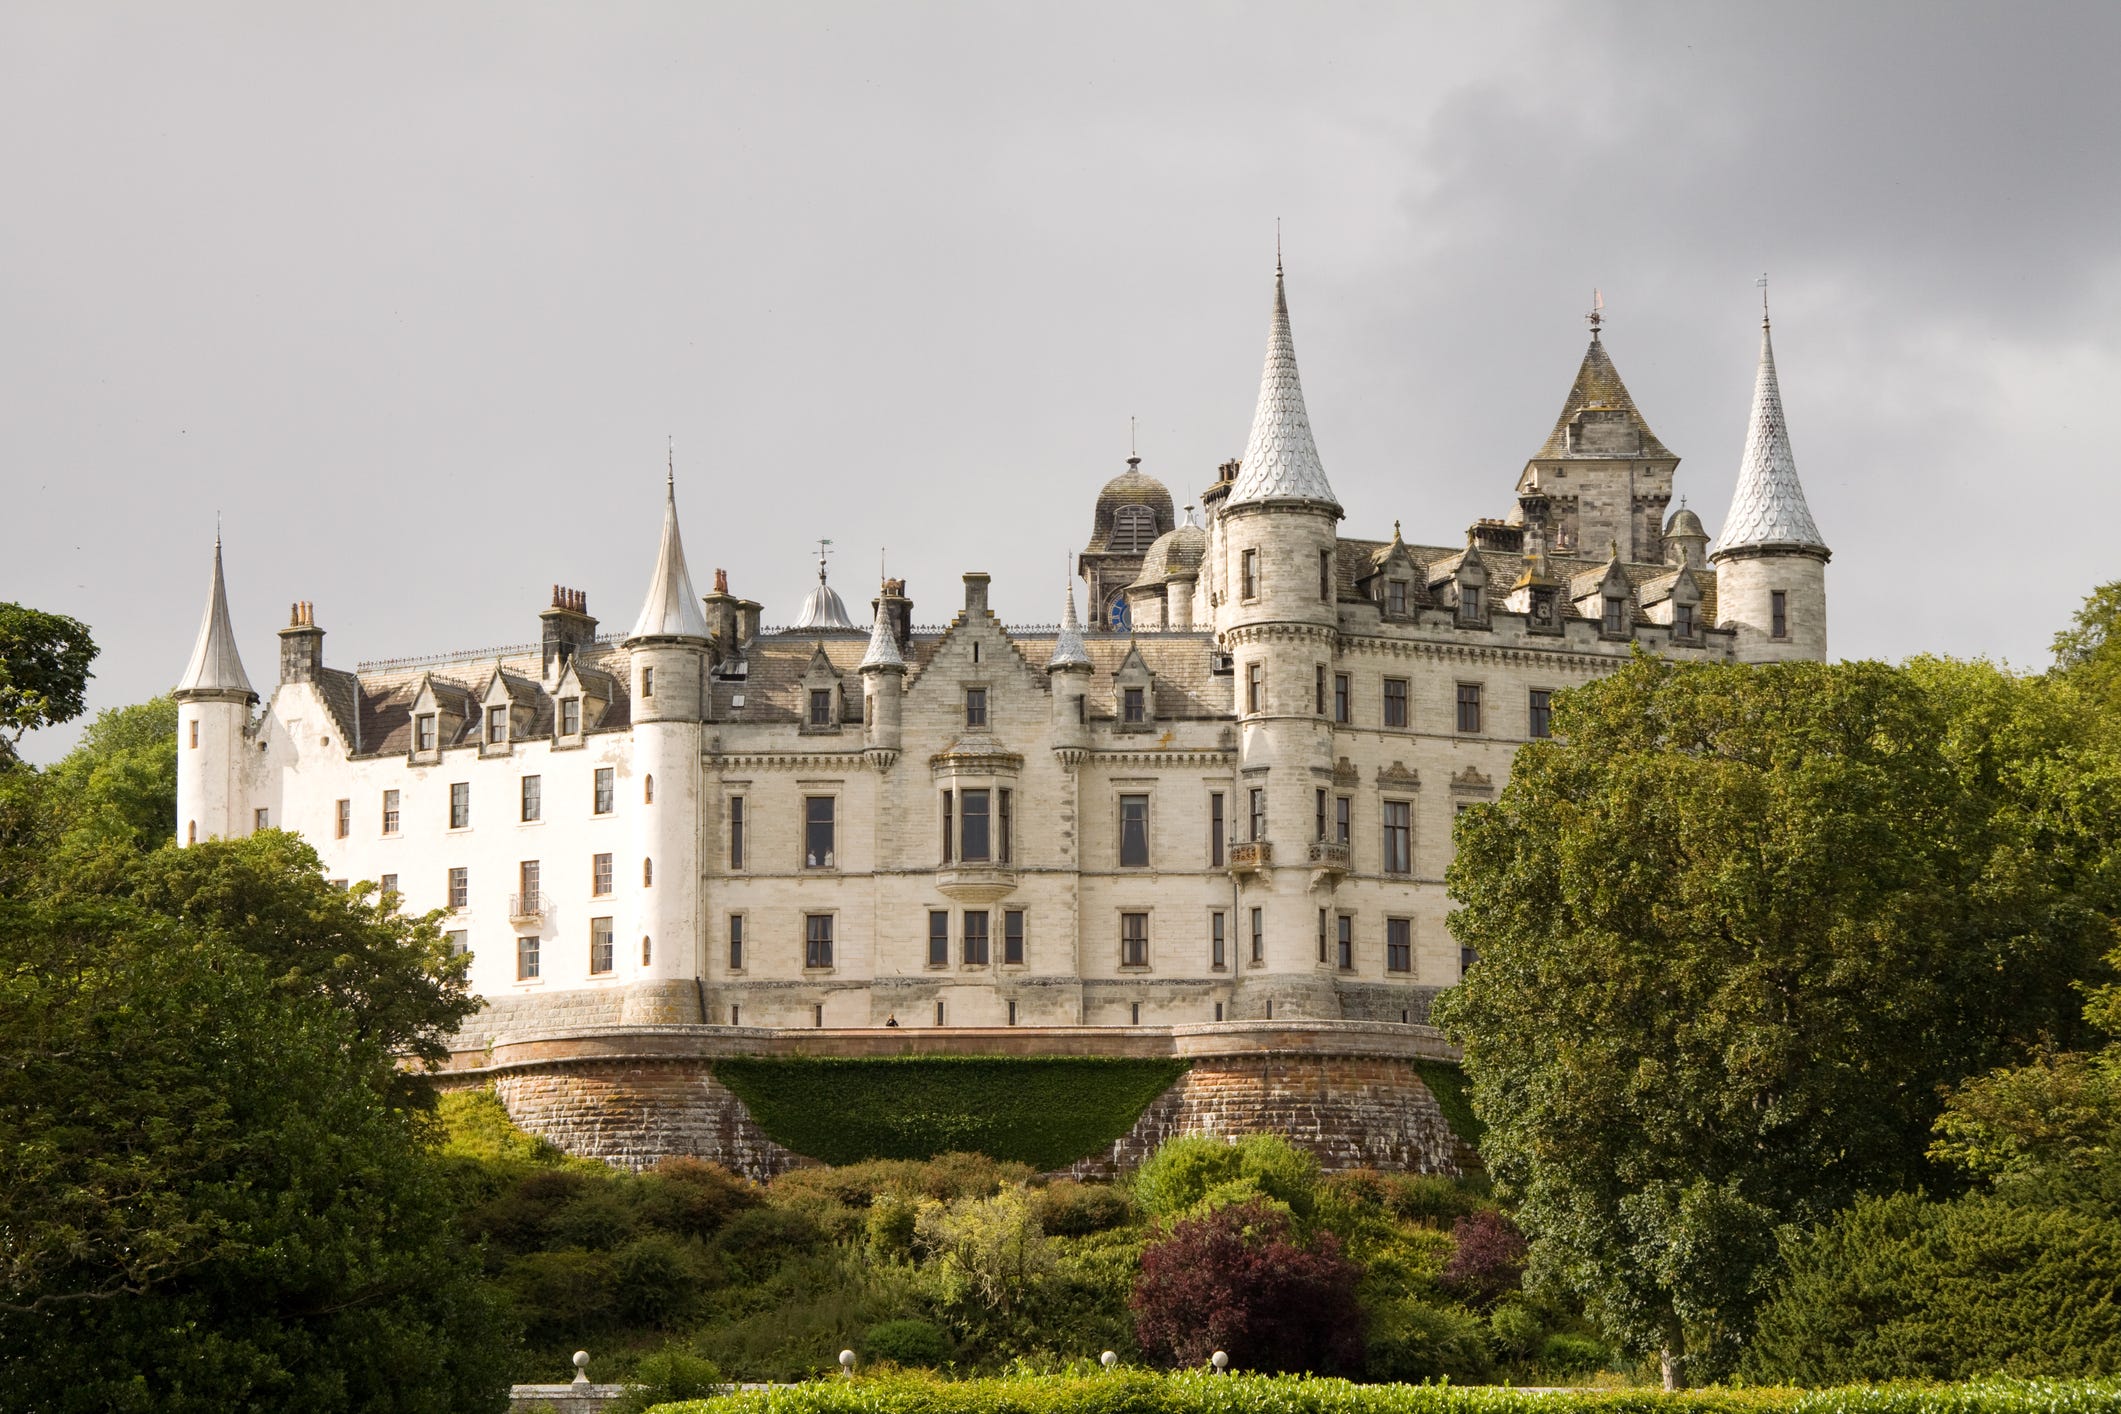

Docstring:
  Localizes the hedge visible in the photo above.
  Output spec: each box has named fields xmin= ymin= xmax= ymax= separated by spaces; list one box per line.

xmin=653 ymin=1372 xmax=2121 ymax=1414
xmin=713 ymin=1056 xmax=1188 ymax=1170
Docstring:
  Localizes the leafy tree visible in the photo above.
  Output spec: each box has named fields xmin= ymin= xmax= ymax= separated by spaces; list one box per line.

xmin=1435 ymin=654 xmax=2118 ymax=1386
xmin=915 ymin=1184 xmax=1053 ymax=1317
xmin=0 ymin=601 xmax=94 ymax=764
xmin=1131 ymin=1199 xmax=1363 ymax=1374
xmin=2053 ymin=579 xmax=2121 ymax=707
xmin=0 ymin=898 xmax=513 ymax=1413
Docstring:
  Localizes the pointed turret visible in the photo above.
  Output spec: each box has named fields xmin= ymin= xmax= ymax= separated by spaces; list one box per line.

xmin=1225 ymin=262 xmax=1341 ymax=512
xmin=858 ymin=591 xmax=906 ymax=672
xmin=628 ymin=474 xmax=711 ymax=642
xmin=175 ymin=535 xmax=256 ymax=702
xmin=1048 ymin=580 xmax=1091 ymax=670
xmin=1714 ymin=317 xmax=1828 ymax=558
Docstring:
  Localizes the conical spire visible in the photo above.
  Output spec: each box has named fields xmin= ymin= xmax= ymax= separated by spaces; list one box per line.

xmin=628 ymin=473 xmax=711 ymax=640
xmin=1225 ymin=261 xmax=1340 ymax=512
xmin=174 ymin=534 xmax=256 ymax=701
xmin=1048 ymin=578 xmax=1091 ymax=670
xmin=1714 ymin=314 xmax=1828 ymax=558
xmin=1532 ymin=333 xmax=1674 ymax=461
xmin=857 ymin=590 xmax=905 ymax=672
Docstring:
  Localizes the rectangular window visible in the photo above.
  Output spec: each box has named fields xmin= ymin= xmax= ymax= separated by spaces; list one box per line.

xmin=999 ymin=789 xmax=1013 ymax=864
xmin=1003 ymin=909 xmax=1025 ymax=965
xmin=1675 ymin=602 xmax=1696 ymax=637
xmin=929 ymin=910 xmax=951 ymax=967
xmin=1120 ymin=912 xmax=1149 ymax=968
xmin=1462 ymin=585 xmax=1482 ymax=619
xmin=1529 ymin=689 xmax=1553 ymax=740
xmin=1387 ymin=918 xmax=1412 ymax=974
xmin=1119 ymin=794 xmax=1150 ymax=868
xmin=804 ymin=797 xmax=835 ymax=869
xmin=448 ymin=866 xmax=468 ymax=910
xmin=590 ymin=916 xmax=614 ymax=974
xmin=729 ymin=796 xmax=746 ymax=869
xmin=642 ymin=665 xmax=654 ymax=696
xmin=1604 ymin=597 xmax=1626 ymax=634
xmin=521 ymin=774 xmax=541 ymax=822
xmin=449 ymin=782 xmax=470 ymax=829
xmin=961 ymin=788 xmax=991 ymax=861
xmin=334 ymin=799 xmax=350 ymax=839
xmin=1320 ymin=549 xmax=1333 ymax=601
xmin=189 ymin=719 xmax=199 ymax=749
xmin=1315 ymin=665 xmax=1327 ymax=715
xmin=1461 ymin=945 xmax=1480 ymax=975
xmin=1211 ymin=911 xmax=1227 ymax=971
xmin=1315 ymin=788 xmax=1328 ymax=841
xmin=592 ymin=852 xmax=613 ymax=896
xmin=1457 ymin=682 xmax=1483 ymax=734
xmin=382 ymin=789 xmax=400 ymax=835
xmin=963 ymin=911 xmax=990 ymax=965
xmin=379 ymin=873 xmax=398 ymax=899
xmin=1122 ymin=686 xmax=1146 ymax=724
xmin=561 ymin=697 xmax=582 ymax=734
xmin=416 ymin=714 xmax=437 ymax=751
xmin=1250 ymin=907 xmax=1264 ymax=964
xmin=965 ymin=687 xmax=988 ymax=728
xmin=941 ymin=789 xmax=954 ymax=864
xmin=486 ymin=708 xmax=506 ymax=745
xmin=728 ymin=914 xmax=745 ymax=970
xmin=1246 ymin=663 xmax=1264 ymax=714
xmin=1383 ymin=678 xmax=1408 ymax=728
xmin=1334 ymin=673 xmax=1350 ymax=724
xmin=445 ymin=929 xmax=468 ymax=957
xmin=1337 ymin=915 xmax=1354 ymax=970
xmin=809 ymin=688 xmax=834 ymax=726
xmin=1383 ymin=801 xmax=1412 ymax=874
xmin=255 ymin=807 xmax=270 ymax=831
xmin=1209 ymin=792 xmax=1225 ymax=867
xmin=593 ymin=768 xmax=614 ymax=815
xmin=1241 ymin=548 xmax=1259 ymax=600
xmin=1387 ymin=579 xmax=1408 ymax=615
xmin=1318 ymin=908 xmax=1328 ymax=963
xmin=1249 ymin=787 xmax=1266 ymax=842
xmin=517 ymin=935 xmax=540 ymax=980
xmin=518 ymin=860 xmax=540 ymax=912
xmin=1771 ymin=590 xmax=1789 ymax=638
xmin=643 ymin=934 xmax=652 ymax=967
xmin=1335 ymin=795 xmax=1351 ymax=845
xmin=805 ymin=914 xmax=834 ymax=969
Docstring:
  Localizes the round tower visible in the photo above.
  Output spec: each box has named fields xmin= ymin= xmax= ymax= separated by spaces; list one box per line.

xmin=172 ymin=535 xmax=257 ymax=845
xmin=620 ymin=474 xmax=710 ymax=1024
xmin=1046 ymin=578 xmax=1093 ymax=760
xmin=857 ymin=583 xmax=907 ymax=768
xmin=1215 ymin=261 xmax=1345 ymax=1019
xmin=1711 ymin=304 xmax=1830 ymax=662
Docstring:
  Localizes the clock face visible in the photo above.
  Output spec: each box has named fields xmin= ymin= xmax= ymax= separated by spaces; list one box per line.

xmin=1109 ymin=599 xmax=1131 ymax=632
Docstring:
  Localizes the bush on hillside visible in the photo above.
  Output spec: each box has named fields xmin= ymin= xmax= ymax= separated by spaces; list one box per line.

xmin=1131 ymin=1134 xmax=1320 ymax=1220
xmin=1363 ymin=1297 xmax=1495 ymax=1384
xmin=1131 ymin=1199 xmax=1363 ymax=1374
xmin=865 ymin=1318 xmax=952 ymax=1368
xmin=1032 ymin=1179 xmax=1136 ymax=1236
xmin=1438 ymin=1209 xmax=1528 ymax=1306
xmin=607 ymin=1349 xmax=726 ymax=1414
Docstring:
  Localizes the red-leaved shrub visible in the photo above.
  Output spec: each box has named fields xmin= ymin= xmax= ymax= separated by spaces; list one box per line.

xmin=1439 ymin=1208 xmax=1528 ymax=1305
xmin=1130 ymin=1200 xmax=1364 ymax=1374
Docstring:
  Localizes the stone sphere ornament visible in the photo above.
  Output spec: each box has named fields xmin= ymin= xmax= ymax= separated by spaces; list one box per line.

xmin=572 ymin=1351 xmax=591 ymax=1387
xmin=1212 ymin=1351 xmax=1230 ymax=1373
xmin=840 ymin=1350 xmax=856 ymax=1376
xmin=1101 ymin=1351 xmax=1118 ymax=1369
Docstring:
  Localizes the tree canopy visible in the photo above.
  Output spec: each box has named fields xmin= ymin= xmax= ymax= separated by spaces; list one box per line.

xmin=0 ymin=601 xmax=94 ymax=764
xmin=1434 ymin=652 xmax=2120 ymax=1385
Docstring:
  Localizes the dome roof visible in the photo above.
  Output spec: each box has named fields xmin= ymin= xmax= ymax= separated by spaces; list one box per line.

xmin=795 ymin=577 xmax=854 ymax=630
xmin=1665 ymin=505 xmax=1707 ymax=538
xmin=1086 ymin=457 xmax=1175 ymax=555
xmin=1129 ymin=522 xmax=1207 ymax=589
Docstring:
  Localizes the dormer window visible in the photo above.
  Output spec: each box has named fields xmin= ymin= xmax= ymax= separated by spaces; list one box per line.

xmin=1460 ymin=585 xmax=1480 ymax=620
xmin=1675 ymin=602 xmax=1696 ymax=637
xmin=1122 ymin=687 xmax=1145 ymax=724
xmin=486 ymin=710 xmax=506 ymax=746
xmin=560 ymin=698 xmax=581 ymax=735
xmin=416 ymin=714 xmax=438 ymax=751
xmin=809 ymin=689 xmax=833 ymax=727
xmin=1603 ymin=597 xmax=1626 ymax=634
xmin=1387 ymin=580 xmax=1409 ymax=616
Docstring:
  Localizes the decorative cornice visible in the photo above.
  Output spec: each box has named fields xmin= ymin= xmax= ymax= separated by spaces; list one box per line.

xmin=710 ymin=751 xmax=878 ymax=772
xmin=1089 ymin=748 xmax=1236 ymax=767
xmin=1376 ymin=761 xmax=1421 ymax=791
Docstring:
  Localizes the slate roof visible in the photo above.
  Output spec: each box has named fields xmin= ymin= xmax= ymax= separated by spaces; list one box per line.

xmin=174 ymin=538 xmax=256 ymax=699
xmin=1532 ymin=335 xmax=1675 ymax=461
xmin=1715 ymin=321 xmax=1828 ymax=556
xmin=1225 ymin=266 xmax=1341 ymax=511
xmin=629 ymin=477 xmax=711 ymax=640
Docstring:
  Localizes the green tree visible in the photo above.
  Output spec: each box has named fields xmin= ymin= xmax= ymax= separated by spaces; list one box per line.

xmin=2053 ymin=579 xmax=2121 ymax=707
xmin=0 ymin=601 xmax=94 ymax=765
xmin=1435 ymin=654 xmax=2117 ymax=1386
xmin=0 ymin=898 xmax=513 ymax=1413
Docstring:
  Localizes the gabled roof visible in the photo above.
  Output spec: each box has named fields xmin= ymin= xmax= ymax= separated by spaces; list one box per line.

xmin=1532 ymin=335 xmax=1674 ymax=461
xmin=1225 ymin=265 xmax=1341 ymax=512
xmin=174 ymin=536 xmax=256 ymax=701
xmin=1715 ymin=319 xmax=1828 ymax=557
xmin=628 ymin=475 xmax=711 ymax=641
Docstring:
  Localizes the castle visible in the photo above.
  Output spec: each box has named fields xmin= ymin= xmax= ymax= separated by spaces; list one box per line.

xmin=173 ymin=265 xmax=1829 ymax=1056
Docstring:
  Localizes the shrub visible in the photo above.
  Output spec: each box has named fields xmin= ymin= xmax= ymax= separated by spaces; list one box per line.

xmin=1488 ymin=1300 xmax=1547 ymax=1362
xmin=1384 ymin=1173 xmax=1490 ymax=1227
xmin=868 ymin=1193 xmax=921 ymax=1259
xmin=503 ymin=1248 xmax=617 ymax=1344
xmin=1438 ymin=1209 xmax=1528 ymax=1306
xmin=713 ymin=1205 xmax=826 ymax=1282
xmin=1541 ymin=1332 xmax=1613 ymax=1376
xmin=548 ymin=1185 xmax=639 ymax=1251
xmin=633 ymin=1157 xmax=760 ymax=1239
xmin=1364 ymin=1298 xmax=1495 ymax=1384
xmin=865 ymin=1318 xmax=952 ymax=1367
xmin=916 ymin=1185 xmax=1054 ymax=1316
xmin=1131 ymin=1199 xmax=1363 ymax=1374
xmin=612 ymin=1232 xmax=707 ymax=1327
xmin=1032 ymin=1179 xmax=1135 ymax=1236
xmin=1131 ymin=1134 xmax=1319 ymax=1220
xmin=607 ymin=1348 xmax=726 ymax=1414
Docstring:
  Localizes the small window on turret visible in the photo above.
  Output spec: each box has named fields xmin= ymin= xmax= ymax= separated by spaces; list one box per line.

xmin=1771 ymin=591 xmax=1789 ymax=639
xmin=1241 ymin=549 xmax=1260 ymax=601
xmin=642 ymin=666 xmax=654 ymax=697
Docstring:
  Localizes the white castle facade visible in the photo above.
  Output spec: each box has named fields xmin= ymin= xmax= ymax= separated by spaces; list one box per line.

xmin=173 ymin=268 xmax=1830 ymax=1040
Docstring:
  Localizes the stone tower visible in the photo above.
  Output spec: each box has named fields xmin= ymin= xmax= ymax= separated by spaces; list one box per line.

xmin=1213 ymin=260 xmax=1345 ymax=1018
xmin=1513 ymin=316 xmax=1679 ymax=562
xmin=619 ymin=474 xmax=710 ymax=1023
xmin=1080 ymin=456 xmax=1175 ymax=632
xmin=173 ymin=535 xmax=257 ymax=846
xmin=1712 ymin=306 xmax=1830 ymax=662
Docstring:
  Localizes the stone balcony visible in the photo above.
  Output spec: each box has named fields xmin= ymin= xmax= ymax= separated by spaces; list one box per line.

xmin=934 ymin=863 xmax=1019 ymax=904
xmin=1227 ymin=840 xmax=1271 ymax=877
xmin=1306 ymin=839 xmax=1351 ymax=881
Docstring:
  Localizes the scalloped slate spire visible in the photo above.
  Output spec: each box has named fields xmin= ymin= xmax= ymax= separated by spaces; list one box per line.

xmin=857 ymin=592 xmax=905 ymax=672
xmin=1048 ymin=581 xmax=1091 ymax=670
xmin=174 ymin=535 xmax=256 ymax=701
xmin=628 ymin=473 xmax=711 ymax=641
xmin=1715 ymin=317 xmax=1828 ymax=558
xmin=1225 ymin=263 xmax=1341 ymax=513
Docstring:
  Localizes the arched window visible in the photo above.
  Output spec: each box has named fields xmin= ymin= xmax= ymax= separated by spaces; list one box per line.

xmin=643 ymin=857 xmax=654 ymax=887
xmin=1111 ymin=504 xmax=1157 ymax=553
xmin=644 ymin=774 xmax=654 ymax=804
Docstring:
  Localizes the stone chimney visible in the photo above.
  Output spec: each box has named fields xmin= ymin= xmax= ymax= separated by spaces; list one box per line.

xmin=278 ymin=601 xmax=324 ymax=684
xmin=540 ymin=586 xmax=598 ymax=679
xmin=873 ymin=578 xmax=913 ymax=653
xmin=962 ymin=572 xmax=991 ymax=617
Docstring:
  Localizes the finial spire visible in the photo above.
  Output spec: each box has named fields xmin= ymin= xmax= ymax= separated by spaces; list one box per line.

xmin=628 ymin=471 xmax=710 ymax=641
xmin=1758 ymin=272 xmax=1770 ymax=327
xmin=174 ymin=533 xmax=257 ymax=701
xmin=1225 ymin=257 xmax=1341 ymax=512
xmin=1275 ymin=218 xmax=1282 ymax=276
xmin=857 ymin=583 xmax=905 ymax=672
xmin=1714 ymin=299 xmax=1828 ymax=559
xmin=1048 ymin=560 xmax=1091 ymax=670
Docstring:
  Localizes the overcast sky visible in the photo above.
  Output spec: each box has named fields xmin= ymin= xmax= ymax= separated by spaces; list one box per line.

xmin=7 ymin=2 xmax=2118 ymax=762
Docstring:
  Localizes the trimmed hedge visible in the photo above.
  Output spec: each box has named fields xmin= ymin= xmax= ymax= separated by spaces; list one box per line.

xmin=714 ymin=1057 xmax=1188 ymax=1170
xmin=1413 ymin=1061 xmax=1482 ymax=1148
xmin=654 ymin=1372 xmax=2121 ymax=1414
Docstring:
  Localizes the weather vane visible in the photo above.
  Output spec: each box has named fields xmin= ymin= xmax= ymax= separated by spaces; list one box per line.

xmin=814 ymin=538 xmax=834 ymax=582
xmin=1758 ymin=272 xmax=1771 ymax=325
xmin=1586 ymin=288 xmax=1605 ymax=336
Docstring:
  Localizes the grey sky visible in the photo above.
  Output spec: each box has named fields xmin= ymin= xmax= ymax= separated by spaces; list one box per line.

xmin=7 ymin=2 xmax=2118 ymax=762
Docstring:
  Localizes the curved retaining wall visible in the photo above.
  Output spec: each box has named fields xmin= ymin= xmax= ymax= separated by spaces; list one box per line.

xmin=437 ymin=1020 xmax=1468 ymax=1179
